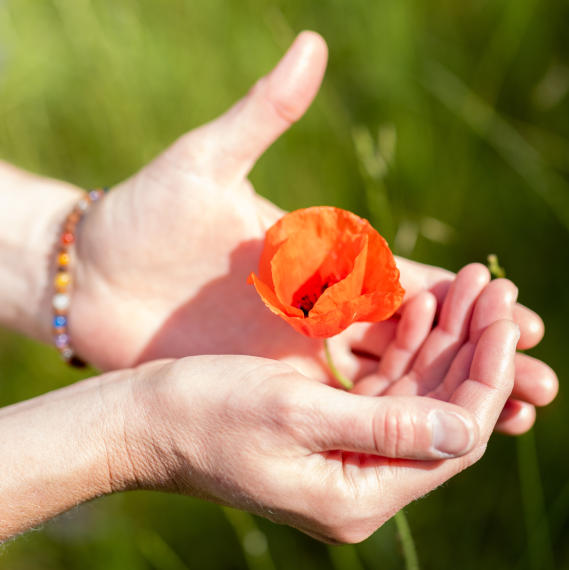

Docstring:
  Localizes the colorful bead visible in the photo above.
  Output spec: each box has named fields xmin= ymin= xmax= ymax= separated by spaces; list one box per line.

xmin=61 ymin=232 xmax=75 ymax=245
xmin=77 ymin=198 xmax=89 ymax=212
xmin=54 ymin=271 xmax=71 ymax=290
xmin=53 ymin=188 xmax=104 ymax=367
xmin=62 ymin=347 xmax=73 ymax=360
xmin=67 ymin=211 xmax=80 ymax=225
xmin=55 ymin=334 xmax=70 ymax=348
xmin=53 ymin=293 xmax=70 ymax=311
xmin=57 ymin=252 xmax=70 ymax=267
xmin=53 ymin=315 xmax=67 ymax=328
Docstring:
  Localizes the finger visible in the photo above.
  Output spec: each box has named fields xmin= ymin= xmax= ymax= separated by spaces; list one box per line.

xmin=387 ymin=263 xmax=490 ymax=396
xmin=511 ymin=353 xmax=558 ymax=406
xmin=378 ymin=292 xmax=437 ymax=379
xmin=299 ymin=387 xmax=478 ymax=460
xmin=450 ymin=319 xmax=519 ymax=441
xmin=514 ymin=304 xmax=545 ymax=350
xmin=429 ymin=278 xmax=517 ymax=401
xmin=495 ymin=399 xmax=536 ymax=435
xmin=437 ymin=264 xmax=491 ymax=338
xmin=204 ymin=31 xmax=327 ymax=183
xmin=395 ymin=257 xmax=544 ymax=350
xmin=331 ymin=320 xmax=516 ymax=528
xmin=469 ymin=279 xmax=518 ymax=341
xmin=352 ymin=292 xmax=436 ymax=396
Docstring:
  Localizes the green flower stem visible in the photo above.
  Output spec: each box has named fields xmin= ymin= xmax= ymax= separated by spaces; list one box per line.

xmin=487 ymin=253 xmax=506 ymax=279
xmin=394 ymin=510 xmax=420 ymax=570
xmin=324 ymin=342 xmax=419 ymax=569
xmin=324 ymin=339 xmax=353 ymax=390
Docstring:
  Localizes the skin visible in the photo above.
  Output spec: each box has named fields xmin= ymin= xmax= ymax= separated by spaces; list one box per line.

xmin=68 ymin=32 xmax=555 ymax=432
xmin=0 ymin=36 xmax=555 ymax=426
xmin=0 ymin=31 xmax=559 ymax=541
xmin=1 ymin=310 xmax=519 ymax=543
xmin=352 ymin=266 xmax=541 ymax=433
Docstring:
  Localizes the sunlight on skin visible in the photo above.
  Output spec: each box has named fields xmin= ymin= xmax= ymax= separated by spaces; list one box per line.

xmin=0 ymin=33 xmax=555 ymax=435
xmin=0 ymin=30 xmax=559 ymax=547
xmin=61 ymin=33 xmax=555 ymax=435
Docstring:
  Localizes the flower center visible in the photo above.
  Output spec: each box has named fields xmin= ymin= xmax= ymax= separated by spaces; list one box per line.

xmin=296 ymin=293 xmax=318 ymax=317
xmin=293 ymin=281 xmax=330 ymax=317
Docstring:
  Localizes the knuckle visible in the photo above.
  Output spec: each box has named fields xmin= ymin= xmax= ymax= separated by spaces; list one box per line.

xmin=266 ymin=93 xmax=300 ymax=124
xmin=378 ymin=408 xmax=415 ymax=457
xmin=269 ymin=382 xmax=302 ymax=419
xmin=488 ymin=278 xmax=519 ymax=304
xmin=250 ymin=76 xmax=299 ymax=124
xmin=264 ymin=379 xmax=314 ymax=438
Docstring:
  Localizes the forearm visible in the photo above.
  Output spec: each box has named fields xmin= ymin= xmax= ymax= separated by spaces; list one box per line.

xmin=0 ymin=161 xmax=83 ymax=341
xmin=0 ymin=369 xmax=133 ymax=541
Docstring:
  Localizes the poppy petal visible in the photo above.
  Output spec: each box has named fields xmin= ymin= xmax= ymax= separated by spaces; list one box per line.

xmin=248 ymin=206 xmax=405 ymax=338
xmin=310 ymin=235 xmax=368 ymax=320
xmin=247 ymin=272 xmax=304 ymax=319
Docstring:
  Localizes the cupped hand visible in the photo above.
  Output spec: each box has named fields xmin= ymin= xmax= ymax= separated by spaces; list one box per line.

xmin=350 ymin=264 xmax=558 ymax=435
xmin=70 ymin=32 xmax=556 ymax=429
xmin=118 ymin=316 xmax=519 ymax=543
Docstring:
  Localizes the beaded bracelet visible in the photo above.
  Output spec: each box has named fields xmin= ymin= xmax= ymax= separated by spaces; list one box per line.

xmin=52 ymin=189 xmax=104 ymax=367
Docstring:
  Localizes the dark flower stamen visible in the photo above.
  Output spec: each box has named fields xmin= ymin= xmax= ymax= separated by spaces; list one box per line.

xmin=297 ymin=294 xmax=317 ymax=317
xmin=295 ymin=282 xmax=331 ymax=317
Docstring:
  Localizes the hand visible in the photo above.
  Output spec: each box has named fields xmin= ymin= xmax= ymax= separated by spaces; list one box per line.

xmin=0 ymin=306 xmax=516 ymax=542
xmin=72 ymin=31 xmax=328 ymax=373
xmin=348 ymin=264 xmax=558 ymax=435
xmin=118 ymin=318 xmax=519 ymax=543
xmin=68 ymin=33 xmax=555 ymax=429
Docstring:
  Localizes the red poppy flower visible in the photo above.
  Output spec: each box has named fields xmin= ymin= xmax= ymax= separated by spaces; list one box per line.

xmin=248 ymin=206 xmax=405 ymax=338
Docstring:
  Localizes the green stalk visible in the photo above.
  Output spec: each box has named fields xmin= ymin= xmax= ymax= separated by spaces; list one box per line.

xmin=324 ymin=339 xmax=353 ymax=390
xmin=328 ymin=544 xmax=366 ymax=570
xmin=516 ymin=431 xmax=555 ymax=569
xmin=221 ymin=506 xmax=277 ymax=570
xmin=394 ymin=510 xmax=420 ymax=570
xmin=135 ymin=527 xmax=190 ymax=570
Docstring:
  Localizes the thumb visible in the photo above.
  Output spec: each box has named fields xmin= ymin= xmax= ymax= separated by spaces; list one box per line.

xmin=204 ymin=31 xmax=328 ymax=183
xmin=300 ymin=388 xmax=478 ymax=460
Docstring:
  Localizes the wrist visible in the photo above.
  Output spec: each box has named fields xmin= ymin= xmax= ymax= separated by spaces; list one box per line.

xmin=113 ymin=359 xmax=183 ymax=492
xmin=0 ymin=162 xmax=83 ymax=342
xmin=0 ymin=369 xmax=133 ymax=540
xmin=95 ymin=367 xmax=148 ymax=493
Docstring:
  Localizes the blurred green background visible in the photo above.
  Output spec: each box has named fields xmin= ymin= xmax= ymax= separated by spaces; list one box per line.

xmin=1 ymin=0 xmax=568 ymax=568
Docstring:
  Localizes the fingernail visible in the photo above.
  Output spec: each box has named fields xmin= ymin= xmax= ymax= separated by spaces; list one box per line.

xmin=430 ymin=410 xmax=475 ymax=457
xmin=268 ymin=32 xmax=327 ymax=114
xmin=271 ymin=35 xmax=305 ymax=86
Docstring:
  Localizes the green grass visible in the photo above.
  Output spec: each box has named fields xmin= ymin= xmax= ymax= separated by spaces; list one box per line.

xmin=1 ymin=1 xmax=568 ymax=568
